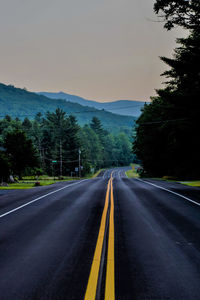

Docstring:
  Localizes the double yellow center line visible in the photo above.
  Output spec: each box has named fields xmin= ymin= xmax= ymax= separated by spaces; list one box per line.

xmin=84 ymin=174 xmax=115 ymax=300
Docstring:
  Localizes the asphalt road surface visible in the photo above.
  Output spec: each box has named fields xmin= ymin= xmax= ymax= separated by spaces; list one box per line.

xmin=0 ymin=168 xmax=200 ymax=300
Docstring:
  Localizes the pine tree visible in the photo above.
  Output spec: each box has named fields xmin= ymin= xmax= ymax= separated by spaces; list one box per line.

xmin=4 ymin=130 xmax=39 ymax=178
xmin=134 ymin=4 xmax=200 ymax=178
xmin=154 ymin=0 xmax=200 ymax=30
xmin=22 ymin=117 xmax=32 ymax=130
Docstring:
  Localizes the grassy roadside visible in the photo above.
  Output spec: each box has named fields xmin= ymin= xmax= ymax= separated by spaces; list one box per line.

xmin=125 ymin=164 xmax=140 ymax=178
xmin=92 ymin=169 xmax=105 ymax=178
xmin=0 ymin=175 xmax=82 ymax=190
xmin=2 ymin=168 xmax=199 ymax=189
xmin=125 ymin=165 xmax=200 ymax=187
xmin=0 ymin=170 xmax=105 ymax=190
xmin=179 ymin=181 xmax=200 ymax=187
xmin=151 ymin=178 xmax=200 ymax=187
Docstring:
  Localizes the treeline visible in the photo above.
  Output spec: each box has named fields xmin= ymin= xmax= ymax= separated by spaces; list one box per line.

xmin=134 ymin=0 xmax=200 ymax=179
xmin=0 ymin=109 xmax=133 ymax=180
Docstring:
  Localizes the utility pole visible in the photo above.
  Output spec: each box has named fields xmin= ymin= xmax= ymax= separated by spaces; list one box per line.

xmin=38 ymin=138 xmax=42 ymax=168
xmin=42 ymin=148 xmax=45 ymax=170
xmin=78 ymin=149 xmax=81 ymax=178
xmin=60 ymin=139 xmax=63 ymax=177
xmin=52 ymin=160 xmax=57 ymax=180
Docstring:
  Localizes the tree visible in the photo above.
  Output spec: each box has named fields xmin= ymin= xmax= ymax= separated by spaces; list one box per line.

xmin=134 ymin=31 xmax=200 ymax=178
xmin=90 ymin=117 xmax=105 ymax=138
xmin=133 ymin=3 xmax=200 ymax=179
xmin=160 ymin=31 xmax=200 ymax=95
xmin=4 ymin=130 xmax=39 ymax=178
xmin=90 ymin=117 xmax=109 ymax=165
xmin=31 ymin=120 xmax=44 ymax=169
xmin=45 ymin=109 xmax=67 ymax=176
xmin=34 ymin=112 xmax=43 ymax=124
xmin=134 ymin=99 xmax=173 ymax=177
xmin=44 ymin=109 xmax=81 ymax=176
xmin=154 ymin=0 xmax=200 ymax=30
xmin=0 ymin=115 xmax=22 ymax=140
xmin=0 ymin=109 xmax=135 ymax=177
xmin=5 ymin=115 xmax=12 ymax=122
xmin=0 ymin=151 xmax=10 ymax=182
xmin=79 ymin=125 xmax=103 ymax=170
xmin=115 ymin=133 xmax=133 ymax=167
xmin=62 ymin=115 xmax=81 ymax=175
xmin=103 ymin=134 xmax=117 ymax=167
xmin=22 ymin=117 xmax=32 ymax=130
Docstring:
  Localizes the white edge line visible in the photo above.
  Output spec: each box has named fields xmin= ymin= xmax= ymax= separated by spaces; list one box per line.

xmin=0 ymin=179 xmax=88 ymax=219
xmin=136 ymin=178 xmax=200 ymax=207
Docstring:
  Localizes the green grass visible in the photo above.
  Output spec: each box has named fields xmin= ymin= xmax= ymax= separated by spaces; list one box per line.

xmin=92 ymin=169 xmax=105 ymax=178
xmin=125 ymin=164 xmax=139 ymax=178
xmin=0 ymin=183 xmax=36 ymax=189
xmin=126 ymin=169 xmax=135 ymax=178
xmin=160 ymin=177 xmax=200 ymax=187
xmin=0 ymin=171 xmax=104 ymax=190
xmin=142 ymin=177 xmax=200 ymax=187
xmin=179 ymin=181 xmax=200 ymax=187
xmin=124 ymin=166 xmax=200 ymax=187
xmin=0 ymin=177 xmax=78 ymax=189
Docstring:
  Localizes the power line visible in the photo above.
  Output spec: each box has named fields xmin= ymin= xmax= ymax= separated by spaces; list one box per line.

xmin=139 ymin=118 xmax=189 ymax=125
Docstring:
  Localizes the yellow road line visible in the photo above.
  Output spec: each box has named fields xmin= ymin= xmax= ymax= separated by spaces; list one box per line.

xmin=105 ymin=174 xmax=115 ymax=300
xmin=84 ymin=178 xmax=111 ymax=300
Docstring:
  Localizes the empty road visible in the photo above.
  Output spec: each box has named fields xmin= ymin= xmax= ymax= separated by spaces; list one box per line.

xmin=0 ymin=168 xmax=200 ymax=300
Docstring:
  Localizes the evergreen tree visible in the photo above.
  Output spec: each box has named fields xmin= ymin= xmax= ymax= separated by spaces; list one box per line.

xmin=63 ymin=115 xmax=81 ymax=175
xmin=154 ymin=0 xmax=200 ymax=30
xmin=103 ymin=134 xmax=117 ymax=167
xmin=44 ymin=109 xmax=81 ymax=176
xmin=4 ymin=130 xmax=39 ymax=178
xmin=0 ymin=109 xmax=135 ymax=179
xmin=79 ymin=125 xmax=103 ymax=170
xmin=90 ymin=117 xmax=109 ymax=165
xmin=90 ymin=117 xmax=105 ymax=138
xmin=134 ymin=4 xmax=200 ymax=179
xmin=5 ymin=115 xmax=12 ymax=122
xmin=115 ymin=133 xmax=133 ymax=167
xmin=22 ymin=117 xmax=32 ymax=130
xmin=35 ymin=112 xmax=43 ymax=124
xmin=0 ymin=151 xmax=10 ymax=182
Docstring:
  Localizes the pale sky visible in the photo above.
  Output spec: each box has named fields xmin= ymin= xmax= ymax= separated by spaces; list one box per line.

xmin=0 ymin=0 xmax=185 ymax=102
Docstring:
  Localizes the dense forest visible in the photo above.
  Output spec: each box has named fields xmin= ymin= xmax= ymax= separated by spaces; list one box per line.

xmin=0 ymin=83 xmax=135 ymax=136
xmin=134 ymin=0 xmax=200 ymax=179
xmin=0 ymin=110 xmax=134 ymax=180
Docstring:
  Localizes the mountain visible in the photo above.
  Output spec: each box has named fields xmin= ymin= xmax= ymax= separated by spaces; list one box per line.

xmin=37 ymin=91 xmax=100 ymax=108
xmin=38 ymin=91 xmax=146 ymax=117
xmin=0 ymin=83 xmax=136 ymax=134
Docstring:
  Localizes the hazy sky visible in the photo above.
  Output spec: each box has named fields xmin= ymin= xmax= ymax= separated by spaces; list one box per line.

xmin=0 ymin=0 xmax=185 ymax=102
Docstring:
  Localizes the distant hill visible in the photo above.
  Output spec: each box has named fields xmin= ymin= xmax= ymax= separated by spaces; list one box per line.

xmin=0 ymin=83 xmax=136 ymax=134
xmin=38 ymin=91 xmax=146 ymax=117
